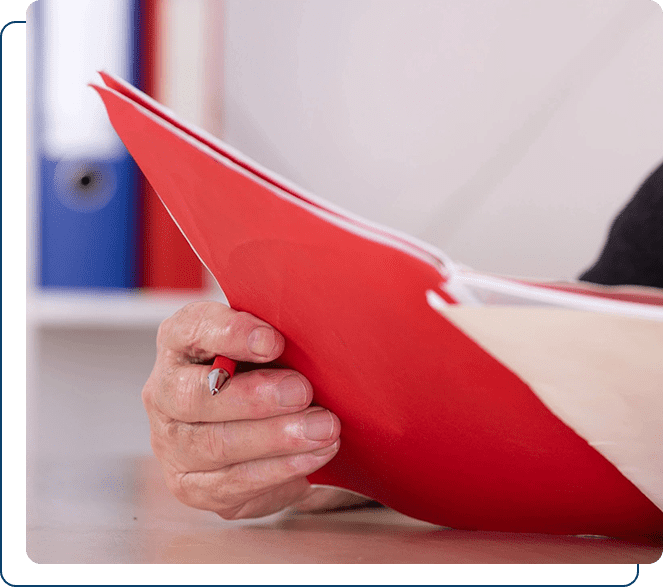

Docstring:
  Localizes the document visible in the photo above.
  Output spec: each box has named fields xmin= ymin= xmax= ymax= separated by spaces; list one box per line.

xmin=94 ymin=72 xmax=663 ymax=537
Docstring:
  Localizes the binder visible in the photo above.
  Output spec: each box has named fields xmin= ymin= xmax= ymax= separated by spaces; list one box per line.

xmin=36 ymin=0 xmax=141 ymax=288
xmin=93 ymin=73 xmax=663 ymax=537
xmin=137 ymin=0 xmax=205 ymax=290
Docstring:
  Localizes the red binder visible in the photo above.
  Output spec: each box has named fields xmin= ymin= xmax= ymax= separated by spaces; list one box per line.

xmin=93 ymin=73 xmax=663 ymax=538
xmin=137 ymin=0 xmax=205 ymax=290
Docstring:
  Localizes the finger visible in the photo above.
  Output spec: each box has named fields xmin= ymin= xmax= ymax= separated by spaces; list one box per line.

xmin=168 ymin=440 xmax=340 ymax=515
xmin=152 ymin=367 xmax=313 ymax=423
xmin=215 ymin=478 xmax=313 ymax=520
xmin=156 ymin=407 xmax=340 ymax=472
xmin=157 ymin=301 xmax=284 ymax=364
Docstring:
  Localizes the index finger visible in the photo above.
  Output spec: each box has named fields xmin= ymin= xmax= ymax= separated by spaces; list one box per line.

xmin=157 ymin=301 xmax=285 ymax=365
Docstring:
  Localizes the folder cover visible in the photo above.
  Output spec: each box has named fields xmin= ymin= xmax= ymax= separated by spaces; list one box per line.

xmin=93 ymin=73 xmax=663 ymax=537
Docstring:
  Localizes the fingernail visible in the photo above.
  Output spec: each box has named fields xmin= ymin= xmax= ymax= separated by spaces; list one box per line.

xmin=303 ymin=410 xmax=334 ymax=441
xmin=311 ymin=440 xmax=340 ymax=457
xmin=277 ymin=375 xmax=308 ymax=407
xmin=247 ymin=326 xmax=276 ymax=357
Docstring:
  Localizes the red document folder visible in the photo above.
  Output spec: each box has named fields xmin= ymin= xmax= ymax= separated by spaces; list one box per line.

xmin=93 ymin=73 xmax=663 ymax=537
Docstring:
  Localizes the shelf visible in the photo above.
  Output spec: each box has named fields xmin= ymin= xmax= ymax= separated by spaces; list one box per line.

xmin=27 ymin=288 xmax=226 ymax=329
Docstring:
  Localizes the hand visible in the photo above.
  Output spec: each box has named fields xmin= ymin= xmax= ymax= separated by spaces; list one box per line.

xmin=142 ymin=301 xmax=343 ymax=520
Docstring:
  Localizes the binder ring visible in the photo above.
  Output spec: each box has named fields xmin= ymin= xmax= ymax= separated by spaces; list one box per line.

xmin=52 ymin=159 xmax=118 ymax=213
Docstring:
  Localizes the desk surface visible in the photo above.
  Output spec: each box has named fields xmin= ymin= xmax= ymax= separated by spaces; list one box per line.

xmin=27 ymin=455 xmax=662 ymax=564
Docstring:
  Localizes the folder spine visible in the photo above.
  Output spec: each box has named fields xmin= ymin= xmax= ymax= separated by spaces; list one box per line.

xmin=36 ymin=0 xmax=141 ymax=289
xmin=138 ymin=0 xmax=206 ymax=290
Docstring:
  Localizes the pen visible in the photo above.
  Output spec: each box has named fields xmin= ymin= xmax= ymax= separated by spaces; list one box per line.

xmin=208 ymin=355 xmax=237 ymax=395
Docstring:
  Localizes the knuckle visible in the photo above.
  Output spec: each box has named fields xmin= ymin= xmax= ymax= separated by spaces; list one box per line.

xmin=148 ymin=412 xmax=174 ymax=456
xmin=157 ymin=307 xmax=194 ymax=353
xmin=155 ymin=317 xmax=170 ymax=351
xmin=164 ymin=420 xmax=214 ymax=462
xmin=170 ymin=373 xmax=200 ymax=421
xmin=162 ymin=419 xmax=181 ymax=444
xmin=141 ymin=379 xmax=156 ymax=411
xmin=244 ymin=371 xmax=277 ymax=406
xmin=223 ymin=462 xmax=260 ymax=498
xmin=180 ymin=314 xmax=208 ymax=358
xmin=165 ymin=471 xmax=190 ymax=505
xmin=166 ymin=466 xmax=247 ymax=515
xmin=161 ymin=302 xmax=218 ymax=359
xmin=233 ymin=310 xmax=253 ymax=326
xmin=253 ymin=369 xmax=281 ymax=387
xmin=205 ymin=422 xmax=229 ymax=464
xmin=216 ymin=310 xmax=247 ymax=343
xmin=149 ymin=428 xmax=166 ymax=459
xmin=212 ymin=476 xmax=246 ymax=511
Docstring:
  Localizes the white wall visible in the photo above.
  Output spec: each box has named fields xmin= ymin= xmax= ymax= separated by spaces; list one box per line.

xmin=223 ymin=0 xmax=663 ymax=279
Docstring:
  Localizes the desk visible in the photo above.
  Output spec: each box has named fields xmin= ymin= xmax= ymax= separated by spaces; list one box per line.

xmin=27 ymin=455 xmax=662 ymax=564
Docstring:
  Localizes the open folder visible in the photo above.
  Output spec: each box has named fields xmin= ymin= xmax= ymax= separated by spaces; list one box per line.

xmin=93 ymin=72 xmax=663 ymax=537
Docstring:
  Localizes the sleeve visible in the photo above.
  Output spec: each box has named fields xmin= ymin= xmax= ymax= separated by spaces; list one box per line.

xmin=580 ymin=160 xmax=663 ymax=289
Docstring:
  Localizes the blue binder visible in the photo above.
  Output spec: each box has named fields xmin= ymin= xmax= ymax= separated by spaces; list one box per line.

xmin=35 ymin=0 xmax=143 ymax=288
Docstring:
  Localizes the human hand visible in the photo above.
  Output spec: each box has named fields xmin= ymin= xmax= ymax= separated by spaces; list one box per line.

xmin=142 ymin=301 xmax=343 ymax=520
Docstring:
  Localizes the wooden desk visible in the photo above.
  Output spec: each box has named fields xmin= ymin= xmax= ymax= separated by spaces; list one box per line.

xmin=27 ymin=455 xmax=662 ymax=564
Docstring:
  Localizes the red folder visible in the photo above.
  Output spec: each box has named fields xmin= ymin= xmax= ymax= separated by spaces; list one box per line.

xmin=93 ymin=73 xmax=663 ymax=537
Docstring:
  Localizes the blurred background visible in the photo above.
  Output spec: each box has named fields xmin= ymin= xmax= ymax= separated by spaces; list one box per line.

xmin=27 ymin=0 xmax=663 ymax=459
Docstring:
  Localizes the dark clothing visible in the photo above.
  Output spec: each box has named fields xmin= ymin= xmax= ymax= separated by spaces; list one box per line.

xmin=580 ymin=161 xmax=663 ymax=289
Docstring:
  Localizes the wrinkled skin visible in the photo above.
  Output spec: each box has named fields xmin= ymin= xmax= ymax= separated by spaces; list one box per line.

xmin=142 ymin=301 xmax=364 ymax=519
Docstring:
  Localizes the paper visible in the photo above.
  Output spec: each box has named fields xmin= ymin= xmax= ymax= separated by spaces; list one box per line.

xmin=93 ymin=72 xmax=663 ymax=537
